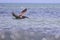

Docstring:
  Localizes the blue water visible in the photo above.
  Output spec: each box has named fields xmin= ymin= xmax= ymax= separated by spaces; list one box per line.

xmin=0 ymin=3 xmax=60 ymax=40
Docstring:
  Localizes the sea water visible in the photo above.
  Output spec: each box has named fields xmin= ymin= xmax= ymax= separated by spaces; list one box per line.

xmin=0 ymin=3 xmax=60 ymax=40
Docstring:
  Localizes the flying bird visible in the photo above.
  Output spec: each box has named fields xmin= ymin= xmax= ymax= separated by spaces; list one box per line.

xmin=12 ymin=8 xmax=28 ymax=19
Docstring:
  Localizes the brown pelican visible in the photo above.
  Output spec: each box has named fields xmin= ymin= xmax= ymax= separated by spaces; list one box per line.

xmin=12 ymin=8 xmax=28 ymax=19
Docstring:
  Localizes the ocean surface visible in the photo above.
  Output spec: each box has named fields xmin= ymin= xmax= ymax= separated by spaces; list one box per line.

xmin=0 ymin=3 xmax=60 ymax=40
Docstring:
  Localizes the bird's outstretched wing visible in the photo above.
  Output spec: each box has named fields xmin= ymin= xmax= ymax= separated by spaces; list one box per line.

xmin=19 ymin=8 xmax=27 ymax=17
xmin=12 ymin=12 xmax=17 ymax=17
xmin=12 ymin=12 xmax=20 ymax=19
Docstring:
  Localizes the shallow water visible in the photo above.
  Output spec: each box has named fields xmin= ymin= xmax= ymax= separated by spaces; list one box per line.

xmin=0 ymin=4 xmax=60 ymax=40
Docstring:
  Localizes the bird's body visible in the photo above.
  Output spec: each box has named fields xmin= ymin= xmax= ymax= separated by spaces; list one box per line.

xmin=12 ymin=13 xmax=28 ymax=19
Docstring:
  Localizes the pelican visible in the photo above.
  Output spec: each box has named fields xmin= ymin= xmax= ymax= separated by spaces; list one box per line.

xmin=12 ymin=8 xmax=28 ymax=19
